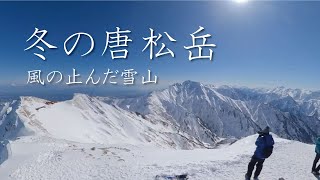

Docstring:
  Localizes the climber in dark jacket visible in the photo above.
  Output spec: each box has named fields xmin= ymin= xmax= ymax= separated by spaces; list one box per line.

xmin=312 ymin=137 xmax=320 ymax=175
xmin=245 ymin=126 xmax=275 ymax=180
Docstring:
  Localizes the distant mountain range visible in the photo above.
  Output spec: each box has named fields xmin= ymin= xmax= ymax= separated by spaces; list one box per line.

xmin=101 ymin=80 xmax=320 ymax=144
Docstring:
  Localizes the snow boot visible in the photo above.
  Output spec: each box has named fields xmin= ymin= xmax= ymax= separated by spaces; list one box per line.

xmin=312 ymin=171 xmax=320 ymax=176
xmin=245 ymin=174 xmax=250 ymax=180
xmin=253 ymin=177 xmax=259 ymax=180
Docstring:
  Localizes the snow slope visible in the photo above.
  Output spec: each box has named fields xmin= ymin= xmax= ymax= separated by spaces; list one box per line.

xmin=15 ymin=94 xmax=216 ymax=149
xmin=0 ymin=134 xmax=317 ymax=180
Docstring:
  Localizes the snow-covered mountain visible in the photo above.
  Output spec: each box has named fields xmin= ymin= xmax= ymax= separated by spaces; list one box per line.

xmin=0 ymin=82 xmax=320 ymax=179
xmin=0 ymin=94 xmax=217 ymax=150
xmin=1 ymin=80 xmax=320 ymax=149
xmin=104 ymin=80 xmax=320 ymax=143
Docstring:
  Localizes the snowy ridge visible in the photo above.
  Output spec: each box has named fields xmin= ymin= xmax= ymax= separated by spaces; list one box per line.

xmin=14 ymin=94 xmax=215 ymax=149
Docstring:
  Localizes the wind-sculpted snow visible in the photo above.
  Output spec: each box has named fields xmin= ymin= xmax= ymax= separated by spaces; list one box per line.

xmin=0 ymin=134 xmax=317 ymax=180
xmin=107 ymin=80 xmax=320 ymax=143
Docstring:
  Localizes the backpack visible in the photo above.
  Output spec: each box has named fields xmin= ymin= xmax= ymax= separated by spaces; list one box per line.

xmin=263 ymin=146 xmax=273 ymax=158
xmin=315 ymin=138 xmax=320 ymax=154
xmin=263 ymin=135 xmax=274 ymax=158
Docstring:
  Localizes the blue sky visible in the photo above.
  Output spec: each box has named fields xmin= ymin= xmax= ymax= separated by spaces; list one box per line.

xmin=0 ymin=1 xmax=320 ymax=96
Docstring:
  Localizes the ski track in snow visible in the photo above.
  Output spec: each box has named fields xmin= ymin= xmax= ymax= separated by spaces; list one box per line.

xmin=0 ymin=135 xmax=319 ymax=180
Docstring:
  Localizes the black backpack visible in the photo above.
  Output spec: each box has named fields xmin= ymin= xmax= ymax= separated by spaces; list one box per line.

xmin=263 ymin=136 xmax=274 ymax=158
xmin=263 ymin=146 xmax=273 ymax=158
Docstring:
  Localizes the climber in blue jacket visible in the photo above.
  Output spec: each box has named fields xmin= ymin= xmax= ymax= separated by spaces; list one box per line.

xmin=245 ymin=126 xmax=274 ymax=180
xmin=312 ymin=137 xmax=320 ymax=175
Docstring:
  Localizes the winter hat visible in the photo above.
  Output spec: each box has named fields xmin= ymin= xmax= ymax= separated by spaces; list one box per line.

xmin=258 ymin=126 xmax=270 ymax=135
